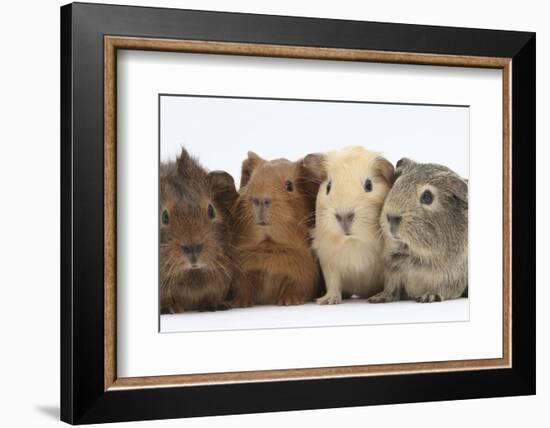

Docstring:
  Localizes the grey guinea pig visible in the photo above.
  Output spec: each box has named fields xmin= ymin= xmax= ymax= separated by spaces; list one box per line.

xmin=369 ymin=158 xmax=468 ymax=304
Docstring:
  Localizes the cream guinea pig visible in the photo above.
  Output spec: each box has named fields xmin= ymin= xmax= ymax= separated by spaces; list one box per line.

xmin=303 ymin=146 xmax=394 ymax=304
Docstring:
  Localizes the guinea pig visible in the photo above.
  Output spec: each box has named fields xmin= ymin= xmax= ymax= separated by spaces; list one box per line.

xmin=160 ymin=148 xmax=239 ymax=313
xmin=305 ymin=146 xmax=394 ymax=304
xmin=368 ymin=158 xmax=468 ymax=304
xmin=230 ymin=151 xmax=321 ymax=307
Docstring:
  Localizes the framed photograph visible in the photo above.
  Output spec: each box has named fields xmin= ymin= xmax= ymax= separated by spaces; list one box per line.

xmin=61 ymin=2 xmax=535 ymax=424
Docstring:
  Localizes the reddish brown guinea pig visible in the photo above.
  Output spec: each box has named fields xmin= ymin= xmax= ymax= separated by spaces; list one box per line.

xmin=230 ymin=151 xmax=322 ymax=307
xmin=160 ymin=148 xmax=239 ymax=313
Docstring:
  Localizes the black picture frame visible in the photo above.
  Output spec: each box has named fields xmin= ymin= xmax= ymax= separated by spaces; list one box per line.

xmin=61 ymin=2 xmax=535 ymax=424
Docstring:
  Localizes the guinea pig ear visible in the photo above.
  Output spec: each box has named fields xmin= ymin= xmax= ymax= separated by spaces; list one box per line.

xmin=373 ymin=156 xmax=395 ymax=185
xmin=396 ymin=157 xmax=416 ymax=171
xmin=447 ymin=175 xmax=469 ymax=204
xmin=300 ymin=153 xmax=327 ymax=183
xmin=208 ymin=171 xmax=239 ymax=210
xmin=176 ymin=147 xmax=206 ymax=180
xmin=296 ymin=153 xmax=326 ymax=203
xmin=240 ymin=151 xmax=263 ymax=188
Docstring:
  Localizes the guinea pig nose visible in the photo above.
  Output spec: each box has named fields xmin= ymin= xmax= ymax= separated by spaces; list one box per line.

xmin=335 ymin=211 xmax=355 ymax=235
xmin=181 ymin=243 xmax=203 ymax=259
xmin=262 ymin=197 xmax=272 ymax=206
xmin=387 ymin=214 xmax=402 ymax=226
xmin=335 ymin=212 xmax=354 ymax=223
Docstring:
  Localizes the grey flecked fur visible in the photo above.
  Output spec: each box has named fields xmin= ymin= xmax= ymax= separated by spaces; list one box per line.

xmin=369 ymin=158 xmax=468 ymax=304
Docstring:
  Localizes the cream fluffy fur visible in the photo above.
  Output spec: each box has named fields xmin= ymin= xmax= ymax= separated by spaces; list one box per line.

xmin=312 ymin=146 xmax=392 ymax=304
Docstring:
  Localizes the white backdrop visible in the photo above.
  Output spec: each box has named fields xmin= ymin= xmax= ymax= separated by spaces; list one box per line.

xmin=0 ymin=1 xmax=546 ymax=427
xmin=160 ymin=95 xmax=470 ymax=183
xmin=159 ymin=95 xmax=471 ymax=334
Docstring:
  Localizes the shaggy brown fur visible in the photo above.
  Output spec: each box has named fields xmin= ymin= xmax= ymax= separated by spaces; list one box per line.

xmin=160 ymin=148 xmax=239 ymax=313
xmin=230 ymin=152 xmax=322 ymax=306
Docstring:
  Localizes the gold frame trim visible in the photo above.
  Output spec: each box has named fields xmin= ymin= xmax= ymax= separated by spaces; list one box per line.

xmin=104 ymin=36 xmax=512 ymax=391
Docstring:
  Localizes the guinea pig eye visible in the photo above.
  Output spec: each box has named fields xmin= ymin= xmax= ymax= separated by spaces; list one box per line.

xmin=420 ymin=190 xmax=434 ymax=205
xmin=207 ymin=203 xmax=216 ymax=220
xmin=285 ymin=180 xmax=294 ymax=192
xmin=364 ymin=178 xmax=373 ymax=192
xmin=326 ymin=180 xmax=332 ymax=195
xmin=161 ymin=209 xmax=169 ymax=225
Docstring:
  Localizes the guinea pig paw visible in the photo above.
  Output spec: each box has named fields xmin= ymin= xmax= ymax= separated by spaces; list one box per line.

xmin=367 ymin=292 xmax=398 ymax=304
xmin=415 ymin=293 xmax=443 ymax=303
xmin=216 ymin=301 xmax=232 ymax=311
xmin=316 ymin=293 xmax=342 ymax=305
xmin=229 ymin=297 xmax=254 ymax=308
xmin=197 ymin=304 xmax=220 ymax=312
xmin=278 ymin=296 xmax=305 ymax=306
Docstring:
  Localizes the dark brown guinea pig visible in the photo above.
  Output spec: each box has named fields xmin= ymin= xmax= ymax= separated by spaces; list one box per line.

xmin=160 ymin=148 xmax=239 ymax=313
xmin=230 ymin=151 xmax=322 ymax=307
